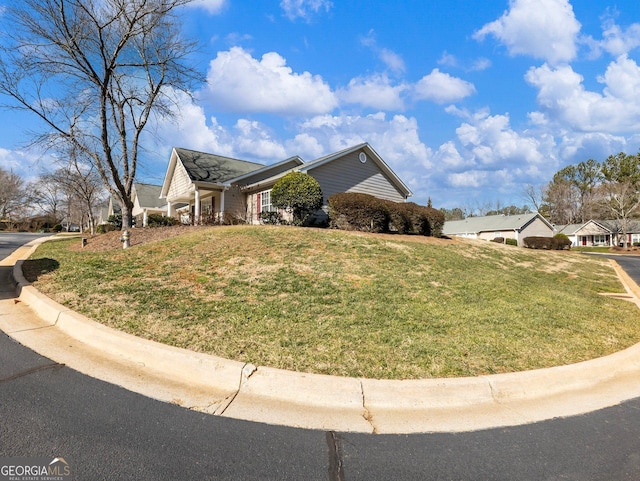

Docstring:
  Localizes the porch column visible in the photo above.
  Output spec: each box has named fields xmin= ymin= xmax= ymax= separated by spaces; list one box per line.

xmin=167 ymin=201 xmax=174 ymax=219
xmin=219 ymin=190 xmax=226 ymax=224
xmin=194 ymin=187 xmax=201 ymax=225
xmin=143 ymin=210 xmax=148 ymax=227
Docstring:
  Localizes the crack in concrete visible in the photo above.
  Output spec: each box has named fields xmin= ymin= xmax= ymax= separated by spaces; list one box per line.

xmin=0 ymin=362 xmax=65 ymax=383
xmin=213 ymin=362 xmax=257 ymax=416
xmin=486 ymin=378 xmax=499 ymax=403
xmin=360 ymin=380 xmax=377 ymax=434
xmin=326 ymin=431 xmax=346 ymax=481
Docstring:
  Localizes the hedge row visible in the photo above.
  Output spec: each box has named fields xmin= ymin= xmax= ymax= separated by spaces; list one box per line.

xmin=328 ymin=192 xmax=445 ymax=237
xmin=523 ymin=236 xmax=571 ymax=250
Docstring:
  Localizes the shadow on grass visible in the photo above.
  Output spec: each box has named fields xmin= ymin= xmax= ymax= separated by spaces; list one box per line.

xmin=21 ymin=258 xmax=60 ymax=283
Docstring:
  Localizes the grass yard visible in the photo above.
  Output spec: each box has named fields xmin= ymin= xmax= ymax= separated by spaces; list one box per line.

xmin=23 ymin=225 xmax=640 ymax=379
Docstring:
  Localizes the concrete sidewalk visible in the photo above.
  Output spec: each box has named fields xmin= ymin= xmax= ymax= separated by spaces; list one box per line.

xmin=2 ymin=237 xmax=640 ymax=434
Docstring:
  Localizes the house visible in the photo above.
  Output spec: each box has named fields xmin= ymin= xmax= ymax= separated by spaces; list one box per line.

xmin=442 ymin=213 xmax=554 ymax=243
xmin=131 ymin=183 xmax=167 ymax=227
xmin=555 ymin=220 xmax=613 ymax=247
xmin=556 ymin=219 xmax=640 ymax=247
xmin=95 ymin=197 xmax=121 ymax=225
xmin=159 ymin=143 xmax=413 ymax=224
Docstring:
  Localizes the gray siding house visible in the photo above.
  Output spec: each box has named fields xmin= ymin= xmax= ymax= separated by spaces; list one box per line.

xmin=443 ymin=213 xmax=554 ymax=243
xmin=160 ymin=143 xmax=412 ymax=224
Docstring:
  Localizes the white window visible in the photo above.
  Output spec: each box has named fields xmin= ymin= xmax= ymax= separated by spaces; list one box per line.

xmin=632 ymin=234 xmax=640 ymax=245
xmin=594 ymin=234 xmax=607 ymax=245
xmin=260 ymin=190 xmax=276 ymax=213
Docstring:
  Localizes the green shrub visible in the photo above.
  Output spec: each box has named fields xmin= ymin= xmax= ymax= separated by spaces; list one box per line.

xmin=96 ymin=223 xmax=116 ymax=234
xmin=107 ymin=214 xmax=122 ymax=230
xmin=424 ymin=205 xmax=445 ymax=237
xmin=259 ymin=211 xmax=282 ymax=225
xmin=328 ymin=193 xmax=390 ymax=233
xmin=52 ymin=224 xmax=63 ymax=233
xmin=271 ymin=172 xmax=323 ymax=226
xmin=506 ymin=238 xmax=518 ymax=246
xmin=147 ymin=214 xmax=178 ymax=227
xmin=523 ymin=236 xmax=571 ymax=250
xmin=385 ymin=201 xmax=412 ymax=234
xmin=328 ymin=193 xmax=444 ymax=236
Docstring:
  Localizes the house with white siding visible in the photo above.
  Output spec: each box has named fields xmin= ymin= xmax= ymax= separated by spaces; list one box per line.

xmin=443 ymin=213 xmax=554 ymax=244
xmin=159 ymin=143 xmax=413 ymax=224
xmin=556 ymin=219 xmax=640 ymax=247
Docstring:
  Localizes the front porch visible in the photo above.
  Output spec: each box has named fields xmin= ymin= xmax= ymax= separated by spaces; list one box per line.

xmin=167 ymin=186 xmax=227 ymax=225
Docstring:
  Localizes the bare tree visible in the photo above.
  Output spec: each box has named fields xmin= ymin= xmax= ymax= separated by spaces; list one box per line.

xmin=0 ymin=0 xmax=202 ymax=229
xmin=600 ymin=152 xmax=640 ymax=247
xmin=29 ymin=176 xmax=65 ymax=223
xmin=0 ymin=167 xmax=27 ymax=227
xmin=523 ymin=183 xmax=545 ymax=214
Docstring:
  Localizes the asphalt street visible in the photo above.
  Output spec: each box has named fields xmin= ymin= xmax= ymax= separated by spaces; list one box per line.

xmin=2 ymin=233 xmax=640 ymax=480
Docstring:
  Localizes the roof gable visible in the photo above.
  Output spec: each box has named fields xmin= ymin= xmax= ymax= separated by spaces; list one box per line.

xmin=299 ymin=143 xmax=412 ymax=198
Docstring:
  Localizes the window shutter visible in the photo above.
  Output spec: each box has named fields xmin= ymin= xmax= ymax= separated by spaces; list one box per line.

xmin=256 ymin=193 xmax=261 ymax=221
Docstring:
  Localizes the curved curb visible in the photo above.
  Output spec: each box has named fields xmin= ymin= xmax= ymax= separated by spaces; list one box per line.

xmin=5 ymin=237 xmax=640 ymax=434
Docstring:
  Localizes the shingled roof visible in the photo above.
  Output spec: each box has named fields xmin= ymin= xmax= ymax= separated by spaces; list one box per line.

xmin=133 ymin=183 xmax=166 ymax=209
xmin=174 ymin=148 xmax=264 ymax=184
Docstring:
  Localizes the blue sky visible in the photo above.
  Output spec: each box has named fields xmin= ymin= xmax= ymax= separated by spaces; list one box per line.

xmin=1 ymin=0 xmax=640 ymax=210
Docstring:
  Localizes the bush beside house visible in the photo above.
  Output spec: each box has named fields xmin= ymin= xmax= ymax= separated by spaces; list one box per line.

xmin=270 ymin=172 xmax=323 ymax=226
xmin=328 ymin=192 xmax=444 ymax=237
xmin=523 ymin=235 xmax=571 ymax=250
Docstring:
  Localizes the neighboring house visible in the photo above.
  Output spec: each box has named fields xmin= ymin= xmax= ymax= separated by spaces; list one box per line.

xmin=95 ymin=196 xmax=121 ymax=225
xmin=442 ymin=213 xmax=554 ymax=243
xmin=557 ymin=219 xmax=640 ymax=247
xmin=131 ymin=183 xmax=167 ymax=227
xmin=160 ymin=143 xmax=413 ymax=225
xmin=555 ymin=220 xmax=613 ymax=247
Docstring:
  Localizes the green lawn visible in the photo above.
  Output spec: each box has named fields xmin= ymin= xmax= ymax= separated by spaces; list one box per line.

xmin=24 ymin=225 xmax=640 ymax=379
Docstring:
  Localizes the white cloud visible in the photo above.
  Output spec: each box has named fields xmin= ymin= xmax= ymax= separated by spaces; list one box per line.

xmin=337 ymin=74 xmax=408 ymax=110
xmin=295 ymin=112 xmax=433 ymax=198
xmin=186 ymin=0 xmax=226 ymax=15
xmin=360 ymin=30 xmax=405 ymax=74
xmin=525 ymin=55 xmax=640 ymax=133
xmin=0 ymin=148 xmax=35 ymax=178
xmin=438 ymin=52 xmax=491 ymax=72
xmin=474 ymin=0 xmax=581 ymax=65
xmin=448 ymin=170 xmax=488 ymax=188
xmin=202 ymin=47 xmax=338 ymax=115
xmin=414 ymin=69 xmax=476 ymax=104
xmin=285 ymin=133 xmax=325 ymax=159
xmin=379 ymin=48 xmax=406 ymax=74
xmin=600 ymin=18 xmax=640 ymax=57
xmin=280 ymin=0 xmax=332 ymax=21
xmin=233 ymin=120 xmax=287 ymax=159
xmin=471 ymin=58 xmax=492 ymax=72
xmin=432 ymin=141 xmax=470 ymax=169
xmin=455 ymin=112 xmax=547 ymax=166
